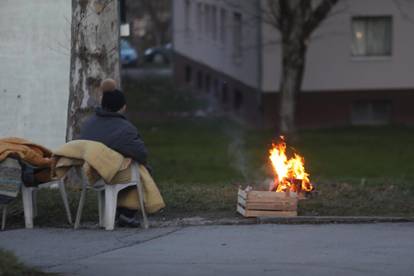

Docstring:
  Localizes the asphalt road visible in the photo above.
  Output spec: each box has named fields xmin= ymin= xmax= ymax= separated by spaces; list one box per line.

xmin=1 ymin=223 xmax=413 ymax=276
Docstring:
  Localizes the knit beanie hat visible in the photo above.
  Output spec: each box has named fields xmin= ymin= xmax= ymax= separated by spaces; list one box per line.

xmin=101 ymin=89 xmax=126 ymax=112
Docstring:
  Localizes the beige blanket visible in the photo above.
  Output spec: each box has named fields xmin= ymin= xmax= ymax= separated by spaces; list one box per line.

xmin=53 ymin=140 xmax=165 ymax=213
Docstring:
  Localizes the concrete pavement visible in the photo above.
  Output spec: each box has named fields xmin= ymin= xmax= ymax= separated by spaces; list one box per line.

xmin=1 ymin=223 xmax=414 ymax=276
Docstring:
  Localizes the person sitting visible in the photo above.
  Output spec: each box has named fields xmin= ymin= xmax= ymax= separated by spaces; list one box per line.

xmin=79 ymin=79 xmax=148 ymax=227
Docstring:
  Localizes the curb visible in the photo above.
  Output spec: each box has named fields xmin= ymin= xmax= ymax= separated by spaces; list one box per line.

xmin=256 ymin=216 xmax=414 ymax=225
xmin=149 ymin=216 xmax=414 ymax=228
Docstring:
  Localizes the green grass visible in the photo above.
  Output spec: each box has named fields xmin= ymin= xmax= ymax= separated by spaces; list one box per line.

xmin=123 ymin=75 xmax=205 ymax=113
xmin=6 ymin=122 xmax=412 ymax=224
xmin=137 ymin=120 xmax=414 ymax=217
xmin=5 ymin=76 xmax=414 ymax=229
xmin=245 ymin=126 xmax=414 ymax=179
xmin=123 ymin=75 xmax=414 ymax=217
xmin=0 ymin=249 xmax=50 ymax=276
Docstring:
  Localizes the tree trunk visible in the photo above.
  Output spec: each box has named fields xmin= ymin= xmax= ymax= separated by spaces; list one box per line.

xmin=279 ymin=37 xmax=307 ymax=137
xmin=67 ymin=0 xmax=121 ymax=141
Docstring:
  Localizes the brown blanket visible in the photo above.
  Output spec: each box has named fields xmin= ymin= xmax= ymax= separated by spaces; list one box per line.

xmin=0 ymin=137 xmax=52 ymax=167
xmin=0 ymin=137 xmax=53 ymax=202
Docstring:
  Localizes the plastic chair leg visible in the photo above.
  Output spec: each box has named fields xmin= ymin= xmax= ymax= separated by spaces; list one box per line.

xmin=1 ymin=205 xmax=7 ymax=231
xmin=21 ymin=186 xmax=34 ymax=229
xmin=104 ymin=186 xmax=118 ymax=230
xmin=59 ymin=180 xmax=72 ymax=225
xmin=74 ymin=184 xmax=87 ymax=229
xmin=98 ymin=190 xmax=105 ymax=227
xmin=136 ymin=182 xmax=149 ymax=229
xmin=32 ymin=190 xmax=38 ymax=218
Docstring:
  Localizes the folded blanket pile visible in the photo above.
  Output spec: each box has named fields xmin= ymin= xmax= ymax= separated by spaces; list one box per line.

xmin=0 ymin=158 xmax=22 ymax=204
xmin=0 ymin=137 xmax=53 ymax=204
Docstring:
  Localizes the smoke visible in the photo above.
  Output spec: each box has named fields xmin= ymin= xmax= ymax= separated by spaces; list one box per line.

xmin=226 ymin=124 xmax=249 ymax=181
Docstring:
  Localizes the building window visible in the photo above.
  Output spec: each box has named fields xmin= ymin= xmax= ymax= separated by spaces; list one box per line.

xmin=197 ymin=70 xmax=203 ymax=89
xmin=205 ymin=74 xmax=211 ymax=92
xmin=221 ymin=82 xmax=228 ymax=104
xmin=351 ymin=16 xmax=392 ymax=57
xmin=204 ymin=4 xmax=210 ymax=36
xmin=233 ymin=12 xmax=243 ymax=58
xmin=197 ymin=3 xmax=203 ymax=34
xmin=213 ymin=78 xmax=219 ymax=96
xmin=185 ymin=65 xmax=192 ymax=83
xmin=184 ymin=0 xmax=191 ymax=35
xmin=351 ymin=100 xmax=391 ymax=125
xmin=211 ymin=5 xmax=217 ymax=41
xmin=233 ymin=89 xmax=243 ymax=111
xmin=220 ymin=8 xmax=227 ymax=44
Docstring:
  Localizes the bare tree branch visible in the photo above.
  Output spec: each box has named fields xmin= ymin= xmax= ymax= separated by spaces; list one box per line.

xmin=140 ymin=0 xmax=170 ymax=45
xmin=394 ymin=0 xmax=414 ymax=24
xmin=303 ymin=0 xmax=339 ymax=38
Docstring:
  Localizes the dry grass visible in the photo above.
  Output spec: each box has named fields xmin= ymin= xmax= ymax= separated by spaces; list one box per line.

xmin=0 ymin=249 xmax=52 ymax=276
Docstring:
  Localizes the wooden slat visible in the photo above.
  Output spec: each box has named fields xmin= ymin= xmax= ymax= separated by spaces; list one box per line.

xmin=246 ymin=190 xmax=296 ymax=202
xmin=237 ymin=204 xmax=297 ymax=217
xmin=238 ymin=189 xmax=247 ymax=200
xmin=237 ymin=204 xmax=247 ymax=216
xmin=238 ymin=196 xmax=246 ymax=207
xmin=246 ymin=201 xmax=297 ymax=211
xmin=245 ymin=210 xmax=297 ymax=217
xmin=244 ymin=197 xmax=297 ymax=204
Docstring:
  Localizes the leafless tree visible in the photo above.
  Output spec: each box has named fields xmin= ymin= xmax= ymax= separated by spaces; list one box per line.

xmin=129 ymin=0 xmax=171 ymax=46
xmin=264 ymin=0 xmax=339 ymax=137
xmin=67 ymin=0 xmax=121 ymax=140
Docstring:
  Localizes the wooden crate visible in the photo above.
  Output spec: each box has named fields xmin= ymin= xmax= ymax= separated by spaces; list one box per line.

xmin=237 ymin=188 xmax=298 ymax=217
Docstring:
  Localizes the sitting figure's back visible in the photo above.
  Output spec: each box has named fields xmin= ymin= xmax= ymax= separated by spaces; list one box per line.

xmin=79 ymin=79 xmax=148 ymax=227
xmin=80 ymin=79 xmax=147 ymax=165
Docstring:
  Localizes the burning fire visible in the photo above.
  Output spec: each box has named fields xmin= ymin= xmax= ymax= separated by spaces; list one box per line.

xmin=269 ymin=136 xmax=313 ymax=193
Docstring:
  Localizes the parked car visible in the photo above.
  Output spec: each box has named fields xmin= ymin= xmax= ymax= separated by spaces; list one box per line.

xmin=120 ymin=39 xmax=138 ymax=67
xmin=144 ymin=43 xmax=172 ymax=64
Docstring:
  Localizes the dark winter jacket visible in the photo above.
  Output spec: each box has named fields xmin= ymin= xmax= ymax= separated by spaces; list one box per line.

xmin=80 ymin=108 xmax=148 ymax=164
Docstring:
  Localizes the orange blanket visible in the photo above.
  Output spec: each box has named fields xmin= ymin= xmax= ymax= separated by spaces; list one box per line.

xmin=0 ymin=137 xmax=52 ymax=167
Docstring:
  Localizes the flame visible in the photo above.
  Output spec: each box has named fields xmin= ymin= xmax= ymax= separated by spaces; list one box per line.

xmin=269 ymin=136 xmax=313 ymax=193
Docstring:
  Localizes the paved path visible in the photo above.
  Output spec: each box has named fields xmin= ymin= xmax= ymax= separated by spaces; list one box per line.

xmin=1 ymin=223 xmax=414 ymax=276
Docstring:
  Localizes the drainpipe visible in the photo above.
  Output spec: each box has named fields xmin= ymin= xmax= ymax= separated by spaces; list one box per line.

xmin=256 ymin=0 xmax=264 ymax=125
xmin=171 ymin=0 xmax=175 ymax=78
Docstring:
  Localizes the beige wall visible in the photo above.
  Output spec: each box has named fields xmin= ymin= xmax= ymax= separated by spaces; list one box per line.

xmin=262 ymin=0 xmax=414 ymax=92
xmin=173 ymin=0 xmax=260 ymax=89
xmin=0 ymin=0 xmax=71 ymax=148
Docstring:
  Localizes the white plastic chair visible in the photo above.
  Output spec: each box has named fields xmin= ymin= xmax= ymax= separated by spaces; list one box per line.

xmin=21 ymin=178 xmax=72 ymax=229
xmin=74 ymin=162 xmax=148 ymax=230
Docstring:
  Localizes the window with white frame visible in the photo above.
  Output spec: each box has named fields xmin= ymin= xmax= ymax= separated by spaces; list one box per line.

xmin=212 ymin=5 xmax=217 ymax=41
xmin=351 ymin=16 xmax=392 ymax=57
xmin=220 ymin=8 xmax=227 ymax=44
xmin=233 ymin=12 xmax=242 ymax=58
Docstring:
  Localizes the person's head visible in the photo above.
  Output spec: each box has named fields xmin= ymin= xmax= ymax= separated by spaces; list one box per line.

xmin=101 ymin=89 xmax=127 ymax=113
xmin=100 ymin=78 xmax=117 ymax=92
xmin=99 ymin=78 xmax=126 ymax=113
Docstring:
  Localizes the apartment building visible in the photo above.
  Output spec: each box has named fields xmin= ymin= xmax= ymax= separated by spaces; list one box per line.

xmin=172 ymin=0 xmax=414 ymax=127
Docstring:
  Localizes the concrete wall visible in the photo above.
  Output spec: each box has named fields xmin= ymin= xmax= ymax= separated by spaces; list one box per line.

xmin=0 ymin=0 xmax=71 ymax=149
xmin=173 ymin=0 xmax=260 ymax=90
xmin=262 ymin=0 xmax=414 ymax=92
